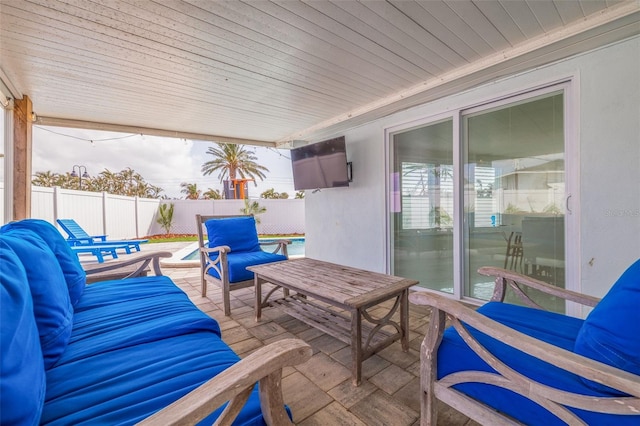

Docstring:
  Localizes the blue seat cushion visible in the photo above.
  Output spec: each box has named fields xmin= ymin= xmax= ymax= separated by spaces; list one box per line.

xmin=0 ymin=241 xmax=47 ymax=425
xmin=0 ymin=232 xmax=73 ymax=369
xmin=42 ymin=276 xmax=269 ymax=425
xmin=438 ymin=302 xmax=638 ymax=425
xmin=1 ymin=219 xmax=86 ymax=306
xmin=208 ymin=251 xmax=287 ymax=283
xmin=574 ymin=259 xmax=640 ymax=394
xmin=64 ymin=276 xmax=222 ymax=362
xmin=206 ymin=216 xmax=260 ymax=253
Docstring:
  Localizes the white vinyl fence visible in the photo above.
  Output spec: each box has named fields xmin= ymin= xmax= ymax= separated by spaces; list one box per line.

xmin=1 ymin=185 xmax=305 ymax=238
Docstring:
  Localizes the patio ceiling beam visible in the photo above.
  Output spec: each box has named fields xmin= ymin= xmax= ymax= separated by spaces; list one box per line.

xmin=275 ymin=1 xmax=640 ymax=146
xmin=34 ymin=116 xmax=277 ymax=148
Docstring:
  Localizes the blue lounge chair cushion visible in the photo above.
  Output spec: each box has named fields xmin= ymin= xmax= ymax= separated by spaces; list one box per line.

xmin=437 ymin=301 xmax=638 ymax=425
xmin=0 ymin=232 xmax=73 ymax=369
xmin=1 ymin=219 xmax=86 ymax=305
xmin=42 ymin=276 xmax=267 ymax=425
xmin=206 ymin=216 xmax=261 ymax=253
xmin=208 ymin=251 xmax=287 ymax=283
xmin=574 ymin=258 xmax=640 ymax=394
xmin=0 ymin=241 xmax=46 ymax=425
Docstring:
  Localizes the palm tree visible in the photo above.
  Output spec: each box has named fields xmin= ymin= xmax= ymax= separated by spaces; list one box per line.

xmin=29 ymin=167 xmax=165 ymax=198
xmin=156 ymin=203 xmax=175 ymax=234
xmin=180 ymin=182 xmax=201 ymax=200
xmin=240 ymin=199 xmax=267 ymax=224
xmin=202 ymin=188 xmax=222 ymax=200
xmin=201 ymin=143 xmax=269 ymax=190
xmin=32 ymin=171 xmax=60 ymax=187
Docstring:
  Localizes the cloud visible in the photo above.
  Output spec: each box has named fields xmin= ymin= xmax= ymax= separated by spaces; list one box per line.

xmin=30 ymin=126 xmax=295 ymax=199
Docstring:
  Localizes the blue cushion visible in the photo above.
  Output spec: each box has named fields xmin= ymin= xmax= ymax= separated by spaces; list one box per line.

xmin=64 ymin=276 xmax=222 ymax=363
xmin=0 ymin=241 xmax=46 ymax=425
xmin=1 ymin=219 xmax=86 ymax=306
xmin=0 ymin=233 xmax=73 ymax=369
xmin=574 ymin=259 xmax=640 ymax=394
xmin=206 ymin=216 xmax=260 ymax=253
xmin=207 ymin=251 xmax=287 ymax=283
xmin=437 ymin=302 xmax=639 ymax=425
xmin=42 ymin=276 xmax=268 ymax=425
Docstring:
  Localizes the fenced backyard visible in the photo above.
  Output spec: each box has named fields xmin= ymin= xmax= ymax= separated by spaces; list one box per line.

xmin=0 ymin=184 xmax=304 ymax=238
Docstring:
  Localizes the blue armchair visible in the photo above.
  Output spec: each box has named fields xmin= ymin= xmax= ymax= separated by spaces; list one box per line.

xmin=196 ymin=215 xmax=289 ymax=316
xmin=410 ymin=260 xmax=640 ymax=425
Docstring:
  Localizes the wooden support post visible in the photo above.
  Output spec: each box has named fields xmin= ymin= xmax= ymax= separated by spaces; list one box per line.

xmin=13 ymin=95 xmax=33 ymax=220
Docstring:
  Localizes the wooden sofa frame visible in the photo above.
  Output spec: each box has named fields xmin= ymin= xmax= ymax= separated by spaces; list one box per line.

xmin=140 ymin=338 xmax=311 ymax=425
xmin=196 ymin=214 xmax=290 ymax=316
xmin=409 ymin=267 xmax=640 ymax=425
xmin=83 ymin=250 xmax=171 ymax=283
xmin=85 ymin=251 xmax=312 ymax=425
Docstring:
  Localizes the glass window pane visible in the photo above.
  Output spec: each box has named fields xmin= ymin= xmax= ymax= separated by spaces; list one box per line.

xmin=463 ymin=92 xmax=566 ymax=311
xmin=391 ymin=119 xmax=454 ymax=293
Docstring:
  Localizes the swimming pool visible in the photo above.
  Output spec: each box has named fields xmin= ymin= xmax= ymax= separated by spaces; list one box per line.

xmin=160 ymin=238 xmax=305 ymax=268
xmin=181 ymin=238 xmax=305 ymax=260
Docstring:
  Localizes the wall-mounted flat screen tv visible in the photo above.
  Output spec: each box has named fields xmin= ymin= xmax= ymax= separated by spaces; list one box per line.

xmin=291 ymin=136 xmax=349 ymax=191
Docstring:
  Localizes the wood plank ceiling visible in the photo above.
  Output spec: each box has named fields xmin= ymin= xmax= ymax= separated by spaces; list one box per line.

xmin=1 ymin=0 xmax=639 ymax=147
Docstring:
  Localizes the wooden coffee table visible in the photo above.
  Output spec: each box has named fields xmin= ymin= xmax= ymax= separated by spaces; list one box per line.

xmin=248 ymin=258 xmax=418 ymax=385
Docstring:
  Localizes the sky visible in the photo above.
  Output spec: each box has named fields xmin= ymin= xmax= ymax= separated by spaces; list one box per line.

xmin=14 ymin=126 xmax=296 ymax=199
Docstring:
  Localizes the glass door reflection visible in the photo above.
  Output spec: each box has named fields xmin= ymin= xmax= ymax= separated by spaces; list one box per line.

xmin=391 ymin=119 xmax=454 ymax=293
xmin=463 ymin=92 xmax=566 ymax=311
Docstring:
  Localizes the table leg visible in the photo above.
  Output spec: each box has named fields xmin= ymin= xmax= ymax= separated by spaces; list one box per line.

xmin=400 ymin=289 xmax=409 ymax=351
xmin=351 ymin=309 xmax=363 ymax=386
xmin=255 ymin=275 xmax=262 ymax=322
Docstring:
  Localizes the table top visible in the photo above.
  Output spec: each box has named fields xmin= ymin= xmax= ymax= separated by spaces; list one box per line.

xmin=247 ymin=258 xmax=418 ymax=308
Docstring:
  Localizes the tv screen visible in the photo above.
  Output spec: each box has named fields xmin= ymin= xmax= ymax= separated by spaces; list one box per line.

xmin=291 ymin=136 xmax=349 ymax=191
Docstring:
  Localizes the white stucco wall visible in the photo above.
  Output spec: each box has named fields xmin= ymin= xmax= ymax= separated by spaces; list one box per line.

xmin=305 ymin=35 xmax=640 ymax=300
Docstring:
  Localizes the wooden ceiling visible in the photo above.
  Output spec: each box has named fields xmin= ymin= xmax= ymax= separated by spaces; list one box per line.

xmin=1 ymin=0 xmax=638 ymax=147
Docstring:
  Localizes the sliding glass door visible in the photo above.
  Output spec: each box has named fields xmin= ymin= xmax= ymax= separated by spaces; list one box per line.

xmin=390 ymin=119 xmax=454 ymax=293
xmin=389 ymin=86 xmax=569 ymax=312
xmin=463 ymin=92 xmax=566 ymax=310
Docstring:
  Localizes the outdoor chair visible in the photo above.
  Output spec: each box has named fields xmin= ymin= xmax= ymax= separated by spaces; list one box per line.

xmin=69 ymin=243 xmax=132 ymax=263
xmin=56 ymin=218 xmax=148 ymax=251
xmin=409 ymin=260 xmax=640 ymax=425
xmin=196 ymin=214 xmax=290 ymax=316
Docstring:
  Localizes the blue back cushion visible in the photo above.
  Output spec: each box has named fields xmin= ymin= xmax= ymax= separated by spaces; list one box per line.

xmin=574 ymin=258 xmax=640 ymax=394
xmin=206 ymin=216 xmax=260 ymax=253
xmin=0 ymin=232 xmax=74 ymax=369
xmin=0 ymin=241 xmax=46 ymax=425
xmin=1 ymin=219 xmax=86 ymax=305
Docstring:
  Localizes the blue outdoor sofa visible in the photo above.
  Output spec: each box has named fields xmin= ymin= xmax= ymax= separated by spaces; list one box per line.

xmin=0 ymin=219 xmax=311 ymax=425
xmin=410 ymin=261 xmax=640 ymax=425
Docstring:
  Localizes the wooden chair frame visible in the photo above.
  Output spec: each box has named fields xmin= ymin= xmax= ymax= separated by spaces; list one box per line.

xmin=196 ymin=214 xmax=290 ymax=316
xmin=409 ymin=266 xmax=640 ymax=425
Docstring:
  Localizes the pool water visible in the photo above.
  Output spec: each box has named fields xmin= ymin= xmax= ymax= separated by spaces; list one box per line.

xmin=182 ymin=238 xmax=305 ymax=260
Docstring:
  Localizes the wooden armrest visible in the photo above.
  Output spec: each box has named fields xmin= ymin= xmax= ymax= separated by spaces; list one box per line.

xmin=259 ymin=239 xmax=292 ymax=246
xmin=478 ymin=266 xmax=600 ymax=308
xmin=84 ymin=251 xmax=172 ymax=279
xmin=200 ymin=245 xmax=231 ymax=254
xmin=409 ymin=291 xmax=640 ymax=400
xmin=138 ymin=338 xmax=312 ymax=426
xmin=259 ymin=240 xmax=290 ymax=256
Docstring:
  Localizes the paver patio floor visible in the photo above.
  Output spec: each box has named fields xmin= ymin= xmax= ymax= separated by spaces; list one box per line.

xmin=93 ymin=243 xmax=479 ymax=425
